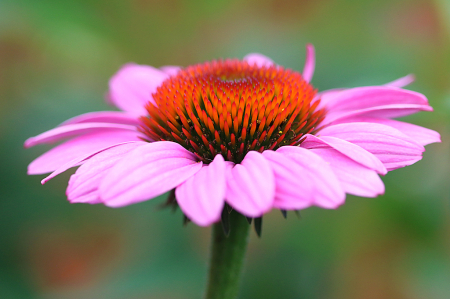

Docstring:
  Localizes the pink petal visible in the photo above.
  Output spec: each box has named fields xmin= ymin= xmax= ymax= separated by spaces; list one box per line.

xmin=319 ymin=122 xmax=425 ymax=171
xmin=262 ymin=150 xmax=315 ymax=210
xmin=100 ymin=141 xmax=202 ymax=208
xmin=302 ymin=44 xmax=315 ymax=83
xmin=276 ymin=146 xmax=345 ymax=209
xmin=225 ymin=151 xmax=275 ymax=217
xmin=24 ymin=122 xmax=138 ymax=148
xmin=59 ymin=111 xmax=140 ymax=126
xmin=310 ymin=147 xmax=385 ymax=197
xmin=68 ymin=187 xmax=102 ymax=204
xmin=324 ymin=103 xmax=433 ymax=124
xmin=159 ymin=65 xmax=181 ymax=76
xmin=28 ymin=130 xmax=142 ymax=175
xmin=243 ymin=53 xmax=275 ymax=67
xmin=108 ymin=63 xmax=169 ymax=116
xmin=41 ymin=141 xmax=146 ymax=184
xmin=333 ymin=116 xmax=441 ymax=146
xmin=320 ymin=86 xmax=431 ymax=123
xmin=67 ymin=142 xmax=146 ymax=204
xmin=301 ymin=134 xmax=387 ymax=175
xmin=316 ymin=76 xmax=415 ymax=109
xmin=385 ymin=74 xmax=415 ymax=88
xmin=313 ymin=88 xmax=345 ymax=109
xmin=324 ymin=86 xmax=428 ymax=111
xmin=175 ymin=155 xmax=226 ymax=226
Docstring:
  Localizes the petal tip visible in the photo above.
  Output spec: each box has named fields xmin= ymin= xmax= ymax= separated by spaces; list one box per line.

xmin=24 ymin=138 xmax=34 ymax=149
xmin=379 ymin=166 xmax=388 ymax=176
xmin=302 ymin=44 xmax=315 ymax=83
xmin=386 ymin=74 xmax=415 ymax=88
xmin=27 ymin=165 xmax=35 ymax=175
xmin=306 ymin=43 xmax=314 ymax=52
xmin=243 ymin=53 xmax=275 ymax=67
xmin=324 ymin=197 xmax=346 ymax=209
xmin=192 ymin=216 xmax=221 ymax=227
xmin=435 ymin=134 xmax=442 ymax=143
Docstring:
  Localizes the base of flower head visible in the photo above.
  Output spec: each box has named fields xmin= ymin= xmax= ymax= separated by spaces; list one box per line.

xmin=161 ymin=190 xmax=302 ymax=237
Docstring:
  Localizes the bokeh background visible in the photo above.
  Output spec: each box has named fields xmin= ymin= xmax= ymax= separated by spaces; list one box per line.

xmin=1 ymin=0 xmax=449 ymax=298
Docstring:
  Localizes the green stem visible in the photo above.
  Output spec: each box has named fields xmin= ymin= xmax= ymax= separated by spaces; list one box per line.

xmin=204 ymin=211 xmax=251 ymax=299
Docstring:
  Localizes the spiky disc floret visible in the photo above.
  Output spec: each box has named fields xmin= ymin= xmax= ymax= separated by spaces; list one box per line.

xmin=139 ymin=59 xmax=326 ymax=163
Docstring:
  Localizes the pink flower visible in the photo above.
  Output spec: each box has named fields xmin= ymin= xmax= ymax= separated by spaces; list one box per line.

xmin=25 ymin=45 xmax=440 ymax=227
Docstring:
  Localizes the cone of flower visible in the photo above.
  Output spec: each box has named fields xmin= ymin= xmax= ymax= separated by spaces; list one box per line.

xmin=25 ymin=45 xmax=440 ymax=299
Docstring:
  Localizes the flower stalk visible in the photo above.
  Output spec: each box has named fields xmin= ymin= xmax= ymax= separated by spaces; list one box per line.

xmin=205 ymin=211 xmax=251 ymax=299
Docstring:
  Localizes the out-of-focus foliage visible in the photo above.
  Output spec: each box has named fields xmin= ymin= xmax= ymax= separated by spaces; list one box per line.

xmin=1 ymin=0 xmax=449 ymax=298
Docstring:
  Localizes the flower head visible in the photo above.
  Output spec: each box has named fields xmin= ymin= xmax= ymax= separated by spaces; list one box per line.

xmin=25 ymin=45 xmax=440 ymax=227
xmin=140 ymin=58 xmax=324 ymax=163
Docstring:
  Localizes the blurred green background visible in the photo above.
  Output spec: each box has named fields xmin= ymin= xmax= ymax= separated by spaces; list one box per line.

xmin=1 ymin=0 xmax=449 ymax=298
